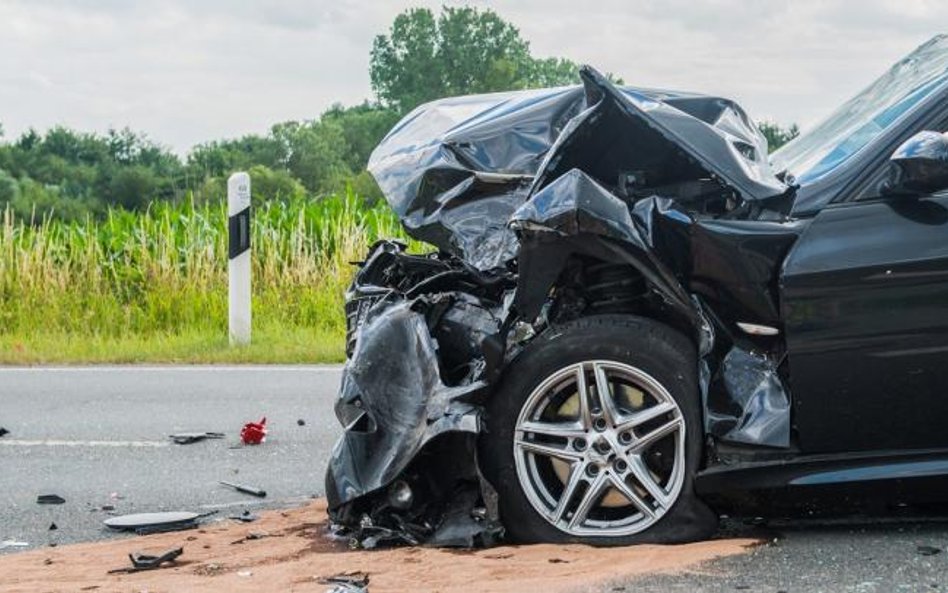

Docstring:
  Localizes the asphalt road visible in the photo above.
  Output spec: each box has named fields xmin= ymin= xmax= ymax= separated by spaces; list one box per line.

xmin=620 ymin=518 xmax=948 ymax=593
xmin=3 ymin=366 xmax=948 ymax=592
xmin=0 ymin=366 xmax=342 ymax=551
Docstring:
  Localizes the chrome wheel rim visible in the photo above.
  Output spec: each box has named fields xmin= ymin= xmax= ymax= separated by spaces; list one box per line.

xmin=513 ymin=360 xmax=686 ymax=537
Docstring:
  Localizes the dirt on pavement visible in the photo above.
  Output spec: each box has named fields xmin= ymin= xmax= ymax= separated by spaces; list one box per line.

xmin=0 ymin=499 xmax=759 ymax=593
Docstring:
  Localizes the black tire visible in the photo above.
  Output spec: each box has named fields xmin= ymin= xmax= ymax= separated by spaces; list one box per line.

xmin=479 ymin=314 xmax=718 ymax=545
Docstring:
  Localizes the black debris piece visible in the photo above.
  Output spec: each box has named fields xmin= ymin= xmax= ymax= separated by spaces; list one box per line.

xmin=0 ymin=427 xmax=9 ymax=438
xmin=169 ymin=432 xmax=224 ymax=445
xmin=37 ymin=494 xmax=66 ymax=505
xmin=229 ymin=510 xmax=259 ymax=523
xmin=918 ymin=545 xmax=943 ymax=556
xmin=297 ymin=419 xmax=306 ymax=426
xmin=317 ymin=571 xmax=370 ymax=593
xmin=219 ymin=481 xmax=267 ymax=498
xmin=48 ymin=523 xmax=58 ymax=531
xmin=107 ymin=547 xmax=184 ymax=574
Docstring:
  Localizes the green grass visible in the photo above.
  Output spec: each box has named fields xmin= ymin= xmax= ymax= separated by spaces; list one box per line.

xmin=0 ymin=326 xmax=345 ymax=364
xmin=0 ymin=190 xmax=424 ymax=364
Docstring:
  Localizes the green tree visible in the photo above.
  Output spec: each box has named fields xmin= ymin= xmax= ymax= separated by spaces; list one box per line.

xmin=759 ymin=122 xmax=800 ymax=152
xmin=370 ymin=6 xmax=581 ymax=113
xmin=0 ymin=169 xmax=19 ymax=205
xmin=320 ymin=103 xmax=400 ymax=171
xmin=246 ymin=164 xmax=306 ymax=203
xmin=108 ymin=166 xmax=159 ymax=210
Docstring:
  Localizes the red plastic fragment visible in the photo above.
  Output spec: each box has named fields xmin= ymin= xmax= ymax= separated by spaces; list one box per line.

xmin=240 ymin=417 xmax=267 ymax=445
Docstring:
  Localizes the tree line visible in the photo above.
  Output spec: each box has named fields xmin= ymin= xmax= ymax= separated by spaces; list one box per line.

xmin=0 ymin=6 xmax=796 ymax=222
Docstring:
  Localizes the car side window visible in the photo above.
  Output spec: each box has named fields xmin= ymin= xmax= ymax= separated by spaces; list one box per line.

xmin=852 ymin=118 xmax=948 ymax=202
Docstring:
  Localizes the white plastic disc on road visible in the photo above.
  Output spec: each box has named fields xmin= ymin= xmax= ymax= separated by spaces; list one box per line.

xmin=104 ymin=511 xmax=200 ymax=530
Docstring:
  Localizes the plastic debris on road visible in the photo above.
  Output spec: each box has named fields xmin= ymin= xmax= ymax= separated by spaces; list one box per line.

xmin=240 ymin=417 xmax=267 ymax=445
xmin=36 ymin=494 xmax=66 ymax=505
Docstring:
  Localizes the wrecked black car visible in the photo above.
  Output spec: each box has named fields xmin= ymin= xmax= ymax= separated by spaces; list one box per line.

xmin=327 ymin=35 xmax=948 ymax=546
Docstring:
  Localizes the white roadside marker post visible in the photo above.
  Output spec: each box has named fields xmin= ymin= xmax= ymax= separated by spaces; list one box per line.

xmin=227 ymin=172 xmax=252 ymax=345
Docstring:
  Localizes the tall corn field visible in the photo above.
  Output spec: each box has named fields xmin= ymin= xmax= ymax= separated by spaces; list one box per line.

xmin=0 ymin=190 xmax=418 ymax=361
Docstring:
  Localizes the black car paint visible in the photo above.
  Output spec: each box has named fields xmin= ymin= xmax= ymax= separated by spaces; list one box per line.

xmin=782 ymin=194 xmax=948 ymax=454
xmin=327 ymin=38 xmax=948 ymax=539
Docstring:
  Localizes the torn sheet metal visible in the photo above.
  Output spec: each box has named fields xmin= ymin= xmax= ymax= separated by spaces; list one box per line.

xmin=706 ymin=347 xmax=791 ymax=448
xmin=367 ymin=67 xmax=788 ymax=270
xmin=328 ymin=240 xmax=511 ymax=547
xmin=367 ymin=87 xmax=585 ymax=270
xmin=326 ymin=300 xmax=485 ymax=509
xmin=510 ymin=169 xmax=794 ymax=448
xmin=530 ymin=67 xmax=787 ymax=206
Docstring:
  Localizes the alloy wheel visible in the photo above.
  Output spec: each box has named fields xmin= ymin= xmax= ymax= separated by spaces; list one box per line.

xmin=513 ymin=360 xmax=686 ymax=537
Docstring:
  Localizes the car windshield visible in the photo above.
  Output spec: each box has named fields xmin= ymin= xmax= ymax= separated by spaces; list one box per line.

xmin=771 ymin=35 xmax=948 ymax=185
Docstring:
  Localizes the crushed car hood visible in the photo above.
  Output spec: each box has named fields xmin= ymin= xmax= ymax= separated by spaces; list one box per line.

xmin=368 ymin=67 xmax=788 ymax=270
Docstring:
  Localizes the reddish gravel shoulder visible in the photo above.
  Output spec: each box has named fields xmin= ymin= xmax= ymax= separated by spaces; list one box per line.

xmin=0 ymin=499 xmax=758 ymax=593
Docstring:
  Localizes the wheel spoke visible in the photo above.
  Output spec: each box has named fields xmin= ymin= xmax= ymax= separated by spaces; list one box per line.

xmin=574 ymin=364 xmax=593 ymax=430
xmin=593 ymin=363 xmax=620 ymax=426
xmin=551 ymin=462 xmax=586 ymax=524
xmin=607 ymin=471 xmax=656 ymax=519
xmin=568 ymin=471 xmax=607 ymax=529
xmin=519 ymin=419 xmax=587 ymax=440
xmin=515 ymin=438 xmax=583 ymax=462
xmin=614 ymin=401 xmax=677 ymax=434
xmin=627 ymin=454 xmax=670 ymax=508
xmin=629 ymin=416 xmax=683 ymax=454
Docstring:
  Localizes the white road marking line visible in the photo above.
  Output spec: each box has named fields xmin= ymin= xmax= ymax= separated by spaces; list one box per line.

xmin=0 ymin=439 xmax=169 ymax=448
xmin=0 ymin=365 xmax=343 ymax=373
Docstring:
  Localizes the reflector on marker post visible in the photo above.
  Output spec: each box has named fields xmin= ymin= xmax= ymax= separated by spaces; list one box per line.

xmin=227 ymin=172 xmax=251 ymax=345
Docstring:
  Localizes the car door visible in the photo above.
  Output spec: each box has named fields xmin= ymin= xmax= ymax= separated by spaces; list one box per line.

xmin=781 ymin=186 xmax=948 ymax=454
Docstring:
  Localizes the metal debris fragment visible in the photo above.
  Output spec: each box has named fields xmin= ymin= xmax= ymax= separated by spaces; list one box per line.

xmin=219 ymin=481 xmax=267 ymax=498
xmin=36 ymin=494 xmax=66 ymax=505
xmin=317 ymin=571 xmax=370 ymax=593
xmin=107 ymin=547 xmax=183 ymax=574
xmin=169 ymin=432 xmax=224 ymax=445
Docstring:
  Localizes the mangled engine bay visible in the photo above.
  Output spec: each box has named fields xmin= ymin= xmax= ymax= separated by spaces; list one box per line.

xmin=326 ymin=67 xmax=803 ymax=547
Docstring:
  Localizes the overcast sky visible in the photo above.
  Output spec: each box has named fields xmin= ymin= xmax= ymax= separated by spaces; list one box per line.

xmin=1 ymin=0 xmax=946 ymax=154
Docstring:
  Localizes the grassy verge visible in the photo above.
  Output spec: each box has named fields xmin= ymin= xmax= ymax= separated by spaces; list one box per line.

xmin=0 ymin=190 xmax=424 ymax=364
xmin=0 ymin=326 xmax=345 ymax=365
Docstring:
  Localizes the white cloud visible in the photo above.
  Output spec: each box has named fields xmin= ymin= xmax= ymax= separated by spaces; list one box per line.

xmin=0 ymin=0 xmax=944 ymax=154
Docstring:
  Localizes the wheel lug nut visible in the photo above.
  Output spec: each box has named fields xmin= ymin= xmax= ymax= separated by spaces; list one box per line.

xmin=619 ymin=431 xmax=633 ymax=444
xmin=614 ymin=459 xmax=628 ymax=472
xmin=595 ymin=440 xmax=610 ymax=453
xmin=586 ymin=465 xmax=600 ymax=477
xmin=573 ymin=438 xmax=587 ymax=451
xmin=593 ymin=418 xmax=608 ymax=431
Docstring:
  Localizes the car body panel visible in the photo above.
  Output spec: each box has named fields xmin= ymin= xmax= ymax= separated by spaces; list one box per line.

xmin=781 ymin=192 xmax=948 ymax=453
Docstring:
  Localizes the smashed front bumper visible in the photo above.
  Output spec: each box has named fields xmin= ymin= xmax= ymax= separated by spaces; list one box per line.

xmin=326 ymin=242 xmax=512 ymax=547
